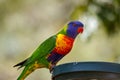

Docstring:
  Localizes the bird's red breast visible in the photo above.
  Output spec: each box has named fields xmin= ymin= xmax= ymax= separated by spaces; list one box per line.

xmin=53 ymin=34 xmax=74 ymax=55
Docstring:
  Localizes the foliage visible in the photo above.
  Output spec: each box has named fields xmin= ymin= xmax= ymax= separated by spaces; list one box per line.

xmin=70 ymin=0 xmax=120 ymax=35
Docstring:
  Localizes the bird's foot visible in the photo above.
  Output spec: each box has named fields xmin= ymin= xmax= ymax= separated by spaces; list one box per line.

xmin=49 ymin=64 xmax=55 ymax=73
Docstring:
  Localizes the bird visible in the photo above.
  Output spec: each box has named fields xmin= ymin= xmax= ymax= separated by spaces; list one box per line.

xmin=14 ymin=21 xmax=84 ymax=80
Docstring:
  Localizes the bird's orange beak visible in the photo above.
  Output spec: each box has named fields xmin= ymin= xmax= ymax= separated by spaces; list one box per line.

xmin=77 ymin=27 xmax=83 ymax=33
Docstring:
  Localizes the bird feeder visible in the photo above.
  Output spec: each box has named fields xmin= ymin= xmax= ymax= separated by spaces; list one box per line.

xmin=52 ymin=62 xmax=120 ymax=80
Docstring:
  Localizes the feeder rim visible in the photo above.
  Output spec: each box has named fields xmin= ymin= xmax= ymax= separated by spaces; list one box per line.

xmin=52 ymin=61 xmax=120 ymax=77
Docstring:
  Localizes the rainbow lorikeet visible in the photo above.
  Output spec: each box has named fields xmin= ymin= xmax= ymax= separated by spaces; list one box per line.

xmin=14 ymin=21 xmax=84 ymax=80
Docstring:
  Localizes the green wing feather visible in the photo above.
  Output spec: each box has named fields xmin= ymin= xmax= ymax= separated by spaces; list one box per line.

xmin=25 ymin=35 xmax=56 ymax=65
xmin=14 ymin=35 xmax=56 ymax=68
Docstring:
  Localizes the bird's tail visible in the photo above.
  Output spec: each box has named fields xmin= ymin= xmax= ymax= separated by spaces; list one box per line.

xmin=13 ymin=59 xmax=28 ymax=69
xmin=17 ymin=64 xmax=35 ymax=80
xmin=16 ymin=62 xmax=45 ymax=80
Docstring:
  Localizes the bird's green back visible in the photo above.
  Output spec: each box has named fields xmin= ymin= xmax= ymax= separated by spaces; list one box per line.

xmin=23 ymin=35 xmax=57 ymax=66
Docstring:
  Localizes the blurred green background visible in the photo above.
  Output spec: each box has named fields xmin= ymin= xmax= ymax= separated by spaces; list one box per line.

xmin=0 ymin=0 xmax=120 ymax=80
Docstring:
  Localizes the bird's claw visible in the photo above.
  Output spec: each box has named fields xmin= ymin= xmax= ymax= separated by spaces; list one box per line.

xmin=49 ymin=64 xmax=55 ymax=73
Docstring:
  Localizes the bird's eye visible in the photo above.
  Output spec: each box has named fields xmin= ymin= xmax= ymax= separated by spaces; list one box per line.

xmin=73 ymin=23 xmax=77 ymax=27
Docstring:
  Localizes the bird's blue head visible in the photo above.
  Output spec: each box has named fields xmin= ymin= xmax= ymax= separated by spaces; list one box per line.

xmin=66 ymin=21 xmax=84 ymax=39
